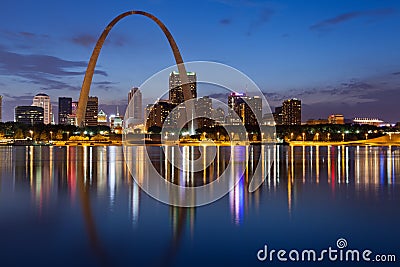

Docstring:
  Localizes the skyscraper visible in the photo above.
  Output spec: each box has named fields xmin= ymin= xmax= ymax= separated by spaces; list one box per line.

xmin=84 ymin=96 xmax=98 ymax=126
xmin=247 ymin=96 xmax=262 ymax=126
xmin=127 ymin=87 xmax=143 ymax=125
xmin=227 ymin=93 xmax=262 ymax=126
xmin=272 ymin=106 xmax=283 ymax=125
xmin=196 ymin=96 xmax=213 ymax=128
xmin=169 ymin=71 xmax=197 ymax=104
xmin=145 ymin=100 xmax=176 ymax=130
xmin=0 ymin=95 xmax=2 ymax=122
xmin=282 ymin=98 xmax=301 ymax=125
xmin=227 ymin=93 xmax=246 ymax=125
xmin=15 ymin=106 xmax=44 ymax=125
xmin=58 ymin=97 xmax=72 ymax=125
xmin=32 ymin=93 xmax=52 ymax=124
xmin=213 ymin=107 xmax=225 ymax=125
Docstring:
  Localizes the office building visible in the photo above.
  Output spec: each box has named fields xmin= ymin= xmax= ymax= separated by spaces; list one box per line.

xmin=15 ymin=106 xmax=44 ymax=125
xmin=58 ymin=97 xmax=72 ymax=125
xmin=306 ymin=119 xmax=329 ymax=125
xmin=97 ymin=110 xmax=108 ymax=126
xmin=84 ymin=96 xmax=98 ymax=126
xmin=213 ymin=107 xmax=225 ymax=125
xmin=169 ymin=71 xmax=197 ymax=104
xmin=247 ymin=96 xmax=262 ymax=126
xmin=196 ymin=96 xmax=213 ymax=128
xmin=127 ymin=87 xmax=143 ymax=126
xmin=32 ymin=93 xmax=52 ymax=124
xmin=328 ymin=114 xmax=345 ymax=125
xmin=227 ymin=93 xmax=262 ymax=126
xmin=109 ymin=108 xmax=123 ymax=134
xmin=145 ymin=100 xmax=176 ymax=130
xmin=272 ymin=106 xmax=283 ymax=125
xmin=282 ymin=98 xmax=301 ymax=125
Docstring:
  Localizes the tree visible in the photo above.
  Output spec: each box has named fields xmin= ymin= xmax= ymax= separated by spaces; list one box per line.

xmin=15 ymin=129 xmax=24 ymax=139
xmin=91 ymin=134 xmax=109 ymax=141
xmin=40 ymin=131 xmax=48 ymax=141
xmin=56 ymin=130 xmax=63 ymax=140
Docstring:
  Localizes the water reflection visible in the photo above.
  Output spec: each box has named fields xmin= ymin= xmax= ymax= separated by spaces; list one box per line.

xmin=1 ymin=145 xmax=399 ymax=216
xmin=0 ymin=145 xmax=399 ymax=266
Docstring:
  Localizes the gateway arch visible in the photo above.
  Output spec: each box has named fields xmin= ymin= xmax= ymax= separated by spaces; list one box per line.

xmin=76 ymin=10 xmax=193 ymax=127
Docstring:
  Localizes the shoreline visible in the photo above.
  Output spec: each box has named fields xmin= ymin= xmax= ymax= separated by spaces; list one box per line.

xmin=2 ymin=140 xmax=400 ymax=147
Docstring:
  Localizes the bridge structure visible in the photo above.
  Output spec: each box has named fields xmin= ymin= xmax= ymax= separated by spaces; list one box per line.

xmin=75 ymin=10 xmax=194 ymax=127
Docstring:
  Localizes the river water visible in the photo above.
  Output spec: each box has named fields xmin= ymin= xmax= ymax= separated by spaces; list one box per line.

xmin=0 ymin=145 xmax=398 ymax=266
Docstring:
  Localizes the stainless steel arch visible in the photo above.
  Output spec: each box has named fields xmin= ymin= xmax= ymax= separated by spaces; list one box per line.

xmin=76 ymin=10 xmax=192 ymax=127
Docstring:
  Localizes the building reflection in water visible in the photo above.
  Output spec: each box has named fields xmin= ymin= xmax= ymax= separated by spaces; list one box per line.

xmin=2 ymin=145 xmax=399 ymax=219
xmin=1 ymin=144 xmax=399 ymax=264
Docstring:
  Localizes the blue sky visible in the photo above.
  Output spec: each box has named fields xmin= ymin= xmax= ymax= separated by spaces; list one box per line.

xmin=1 ymin=0 xmax=400 ymax=122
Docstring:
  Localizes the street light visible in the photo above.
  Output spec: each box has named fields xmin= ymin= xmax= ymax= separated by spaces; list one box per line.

xmin=290 ymin=132 xmax=294 ymax=140
xmin=316 ymin=133 xmax=319 ymax=141
xmin=66 ymin=131 xmax=70 ymax=140
xmin=342 ymin=133 xmax=345 ymax=142
xmin=29 ymin=130 xmax=33 ymax=140
xmin=327 ymin=133 xmax=331 ymax=142
xmin=302 ymin=132 xmax=305 ymax=142
xmin=50 ymin=131 xmax=53 ymax=141
xmin=365 ymin=133 xmax=368 ymax=140
xmin=217 ymin=132 xmax=220 ymax=141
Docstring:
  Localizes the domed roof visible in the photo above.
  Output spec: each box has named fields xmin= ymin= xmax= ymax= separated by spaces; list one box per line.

xmin=35 ymin=93 xmax=49 ymax=97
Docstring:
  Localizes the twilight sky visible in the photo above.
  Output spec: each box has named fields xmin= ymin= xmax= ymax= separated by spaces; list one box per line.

xmin=1 ymin=0 xmax=400 ymax=123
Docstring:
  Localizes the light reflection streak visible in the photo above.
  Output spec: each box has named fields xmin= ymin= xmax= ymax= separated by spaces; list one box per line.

xmin=108 ymin=146 xmax=116 ymax=209
xmin=4 ymin=143 xmax=399 ymax=259
xmin=316 ymin=146 xmax=319 ymax=183
xmin=302 ymin=145 xmax=305 ymax=184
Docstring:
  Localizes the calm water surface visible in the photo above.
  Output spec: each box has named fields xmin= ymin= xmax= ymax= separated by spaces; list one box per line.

xmin=0 ymin=145 xmax=398 ymax=267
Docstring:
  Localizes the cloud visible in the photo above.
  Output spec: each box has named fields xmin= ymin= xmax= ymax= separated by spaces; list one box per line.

xmin=310 ymin=8 xmax=396 ymax=32
xmin=247 ymin=8 xmax=275 ymax=36
xmin=263 ymin=74 xmax=400 ymax=122
xmin=0 ymin=29 xmax=50 ymax=40
xmin=93 ymin=81 xmax=120 ymax=92
xmin=71 ymin=33 xmax=129 ymax=48
xmin=71 ymin=34 xmax=97 ymax=47
xmin=219 ymin=18 xmax=232 ymax=25
xmin=392 ymin=71 xmax=400 ymax=75
xmin=0 ymin=46 xmax=107 ymax=91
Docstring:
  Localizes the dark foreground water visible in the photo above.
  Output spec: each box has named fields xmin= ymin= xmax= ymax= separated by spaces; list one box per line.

xmin=0 ymin=145 xmax=398 ymax=267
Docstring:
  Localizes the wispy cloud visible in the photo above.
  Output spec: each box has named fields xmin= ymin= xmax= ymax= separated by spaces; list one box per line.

xmin=0 ymin=29 xmax=50 ymax=40
xmin=71 ymin=34 xmax=97 ymax=47
xmin=247 ymin=7 xmax=275 ymax=36
xmin=262 ymin=74 xmax=400 ymax=122
xmin=0 ymin=47 xmax=107 ymax=91
xmin=219 ymin=18 xmax=232 ymax=25
xmin=310 ymin=8 xmax=396 ymax=32
xmin=71 ymin=33 xmax=129 ymax=48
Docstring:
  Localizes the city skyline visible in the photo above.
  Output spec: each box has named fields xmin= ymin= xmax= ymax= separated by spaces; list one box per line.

xmin=1 ymin=90 xmax=394 ymax=127
xmin=0 ymin=1 xmax=400 ymax=122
